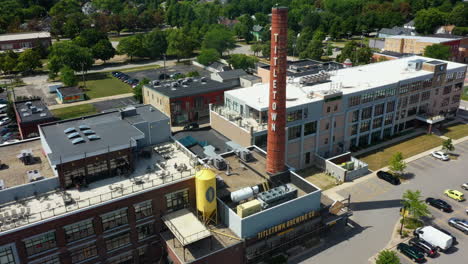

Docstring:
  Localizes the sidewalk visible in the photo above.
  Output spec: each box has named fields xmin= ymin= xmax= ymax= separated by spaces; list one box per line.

xmin=48 ymin=93 xmax=133 ymax=110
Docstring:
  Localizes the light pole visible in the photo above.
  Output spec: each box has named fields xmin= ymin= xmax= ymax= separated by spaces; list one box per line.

xmin=293 ymin=33 xmax=300 ymax=59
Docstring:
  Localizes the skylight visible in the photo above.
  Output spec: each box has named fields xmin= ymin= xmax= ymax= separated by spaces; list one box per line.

xmin=71 ymin=137 xmax=85 ymax=144
xmin=64 ymin=127 xmax=76 ymax=134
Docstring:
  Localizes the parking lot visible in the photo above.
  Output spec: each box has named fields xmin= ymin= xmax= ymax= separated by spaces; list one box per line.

xmin=297 ymin=140 xmax=468 ymax=264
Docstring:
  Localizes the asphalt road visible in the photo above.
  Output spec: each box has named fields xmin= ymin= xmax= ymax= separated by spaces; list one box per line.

xmin=294 ymin=140 xmax=468 ymax=264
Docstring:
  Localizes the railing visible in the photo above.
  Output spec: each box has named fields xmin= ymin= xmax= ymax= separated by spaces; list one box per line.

xmin=211 ymin=105 xmax=268 ymax=133
xmin=0 ymin=170 xmax=195 ymax=232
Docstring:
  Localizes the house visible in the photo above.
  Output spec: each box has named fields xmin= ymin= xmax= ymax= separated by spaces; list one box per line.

xmin=240 ymin=74 xmax=262 ymax=88
xmin=404 ymin=20 xmax=415 ymax=30
xmin=0 ymin=32 xmax=51 ymax=52
xmin=251 ymin=25 xmax=264 ymax=41
xmin=210 ymin=69 xmax=247 ymax=86
xmin=435 ymin=25 xmax=456 ymax=35
xmin=207 ymin=61 xmax=231 ymax=73
xmin=378 ymin=26 xmax=415 ymax=38
xmin=56 ymin=86 xmax=86 ymax=104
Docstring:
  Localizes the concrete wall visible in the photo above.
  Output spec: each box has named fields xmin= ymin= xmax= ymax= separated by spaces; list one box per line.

xmin=143 ymin=86 xmax=172 ymax=119
xmin=369 ymin=39 xmax=385 ymax=50
xmin=0 ymin=177 xmax=59 ymax=204
xmin=210 ymin=111 xmax=252 ymax=147
xmin=133 ymin=119 xmax=171 ymax=147
xmin=346 ymin=157 xmax=369 ymax=181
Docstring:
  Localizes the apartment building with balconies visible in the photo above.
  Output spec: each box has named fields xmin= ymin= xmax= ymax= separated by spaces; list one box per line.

xmin=210 ymin=56 xmax=467 ymax=170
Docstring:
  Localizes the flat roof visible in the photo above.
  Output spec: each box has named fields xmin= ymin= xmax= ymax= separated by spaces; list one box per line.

xmin=146 ymin=78 xmax=238 ymax=99
xmin=0 ymin=32 xmax=50 ymax=42
xmin=0 ymin=141 xmax=197 ymax=234
xmin=0 ymin=139 xmax=54 ymax=189
xmin=40 ymin=105 xmax=167 ymax=164
xmin=163 ymin=208 xmax=211 ymax=246
xmin=173 ymin=128 xmax=231 ymax=158
xmin=14 ymin=99 xmax=54 ymax=123
xmin=227 ymin=56 xmax=467 ymax=111
xmin=387 ymin=35 xmax=463 ymax=43
xmin=57 ymin=86 xmax=84 ymax=96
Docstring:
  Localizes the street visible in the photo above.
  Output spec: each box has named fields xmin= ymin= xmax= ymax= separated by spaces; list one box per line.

xmin=293 ymin=140 xmax=468 ymax=264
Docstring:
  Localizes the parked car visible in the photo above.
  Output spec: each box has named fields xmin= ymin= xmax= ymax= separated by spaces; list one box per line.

xmin=0 ymin=117 xmax=10 ymax=126
xmin=448 ymin=218 xmax=468 ymax=234
xmin=430 ymin=226 xmax=458 ymax=245
xmin=425 ymin=197 xmax=452 ymax=212
xmin=462 ymin=183 xmax=468 ymax=191
xmin=430 ymin=151 xmax=449 ymax=161
xmin=444 ymin=189 xmax=465 ymax=201
xmin=170 ymin=72 xmax=183 ymax=79
xmin=2 ymin=132 xmax=12 ymax=140
xmin=414 ymin=226 xmax=453 ymax=252
xmin=111 ymin=71 xmax=122 ymax=77
xmin=183 ymin=122 xmax=199 ymax=131
xmin=376 ymin=170 xmax=400 ymax=185
xmin=0 ymin=127 xmax=8 ymax=136
xmin=118 ymin=74 xmax=129 ymax=80
xmin=0 ymin=99 xmax=7 ymax=104
xmin=396 ymin=243 xmax=425 ymax=263
xmin=408 ymin=237 xmax=437 ymax=258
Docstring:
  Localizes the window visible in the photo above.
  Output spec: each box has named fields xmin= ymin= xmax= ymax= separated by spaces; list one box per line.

xmin=384 ymin=114 xmax=394 ymax=125
xmin=326 ymin=106 xmax=330 ymax=113
xmin=108 ymin=253 xmax=133 ymax=264
xmin=304 ymin=121 xmax=317 ymax=135
xmin=137 ymin=222 xmax=155 ymax=241
xmin=443 ymin=85 xmax=452 ymax=95
xmin=31 ymin=255 xmax=60 ymax=264
xmin=374 ymin=104 xmax=384 ymax=116
xmin=372 ymin=117 xmax=383 ymax=129
xmin=441 ymin=97 xmax=450 ymax=107
xmin=421 ymin=91 xmax=431 ymax=101
xmin=386 ymin=101 xmax=395 ymax=113
xmin=351 ymin=110 xmax=359 ymax=122
xmin=64 ymin=219 xmax=94 ymax=242
xmin=334 ymin=104 xmax=338 ymax=111
xmin=351 ymin=124 xmax=358 ymax=135
xmin=287 ymin=109 xmax=303 ymax=122
xmin=452 ymin=94 xmax=460 ymax=104
xmin=435 ymin=88 xmax=439 ymax=95
xmin=399 ymin=84 xmax=409 ymax=94
xmin=375 ymin=89 xmax=385 ymax=100
xmin=360 ymin=120 xmax=370 ymax=133
xmin=348 ymin=96 xmax=360 ymax=107
xmin=409 ymin=94 xmax=419 ymax=104
xmin=288 ymin=125 xmax=302 ymax=140
xmin=325 ymin=123 xmax=329 ymax=130
xmin=324 ymin=138 xmax=328 ymax=145
xmin=361 ymin=107 xmax=372 ymax=120
xmin=454 ymin=82 xmax=463 ymax=91
xmin=70 ymin=243 xmax=97 ymax=264
xmin=166 ymin=189 xmax=189 ymax=212
xmin=138 ymin=246 xmax=149 ymax=260
xmin=105 ymin=232 xmax=131 ymax=251
xmin=135 ymin=200 xmax=153 ymax=220
xmin=24 ymin=232 xmax=57 ymax=256
xmin=361 ymin=92 xmax=374 ymax=104
xmin=0 ymin=245 xmax=16 ymax=264
xmin=101 ymin=209 xmax=128 ymax=231
xmin=423 ymin=78 xmax=432 ymax=88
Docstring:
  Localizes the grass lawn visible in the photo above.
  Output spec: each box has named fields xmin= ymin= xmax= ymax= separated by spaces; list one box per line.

xmin=81 ymin=72 xmax=133 ymax=99
xmin=358 ymin=134 xmax=444 ymax=171
xmin=297 ymin=166 xmax=339 ymax=190
xmin=119 ymin=64 xmax=161 ymax=73
xmin=462 ymin=86 xmax=468 ymax=101
xmin=441 ymin=123 xmax=468 ymax=140
xmin=51 ymin=104 xmax=99 ymax=120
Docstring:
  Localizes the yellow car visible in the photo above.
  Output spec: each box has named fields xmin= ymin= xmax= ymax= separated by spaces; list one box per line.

xmin=444 ymin=189 xmax=465 ymax=202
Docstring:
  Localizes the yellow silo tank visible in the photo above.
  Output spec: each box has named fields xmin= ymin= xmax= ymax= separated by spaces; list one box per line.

xmin=195 ymin=168 xmax=217 ymax=223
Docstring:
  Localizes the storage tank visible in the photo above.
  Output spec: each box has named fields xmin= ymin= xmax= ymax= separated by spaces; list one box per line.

xmin=237 ymin=199 xmax=262 ymax=218
xmin=231 ymin=186 xmax=260 ymax=203
xmin=195 ymin=168 xmax=217 ymax=223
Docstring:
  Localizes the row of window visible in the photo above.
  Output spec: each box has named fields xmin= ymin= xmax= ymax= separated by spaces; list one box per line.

xmin=288 ymin=121 xmax=317 ymax=140
xmin=348 ymin=87 xmax=397 ymax=107
xmin=351 ymin=114 xmax=394 ymax=136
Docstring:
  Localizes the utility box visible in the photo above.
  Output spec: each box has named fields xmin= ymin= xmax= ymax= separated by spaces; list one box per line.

xmin=237 ymin=199 xmax=261 ymax=218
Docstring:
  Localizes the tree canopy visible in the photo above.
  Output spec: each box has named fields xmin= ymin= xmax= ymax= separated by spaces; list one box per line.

xmin=48 ymin=41 xmax=94 ymax=77
xmin=228 ymin=54 xmax=258 ymax=71
xmin=202 ymin=26 xmax=236 ymax=55
xmin=424 ymin=44 xmax=451 ymax=60
xmin=197 ymin=49 xmax=220 ymax=66
xmin=376 ymin=250 xmax=400 ymax=264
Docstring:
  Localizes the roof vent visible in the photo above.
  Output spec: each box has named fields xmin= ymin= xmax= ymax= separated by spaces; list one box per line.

xmin=23 ymin=113 xmax=30 ymax=117
xmin=64 ymin=127 xmax=76 ymax=134
xmin=40 ymin=113 xmax=47 ymax=117
xmin=67 ymin=132 xmax=80 ymax=139
xmin=87 ymin=135 xmax=100 ymax=141
xmin=71 ymin=137 xmax=85 ymax=144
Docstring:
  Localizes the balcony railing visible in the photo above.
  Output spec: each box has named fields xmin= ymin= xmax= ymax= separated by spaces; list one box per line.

xmin=211 ymin=105 xmax=268 ymax=133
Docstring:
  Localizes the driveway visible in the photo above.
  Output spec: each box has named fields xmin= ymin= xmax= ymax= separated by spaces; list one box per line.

xmin=293 ymin=140 xmax=468 ymax=264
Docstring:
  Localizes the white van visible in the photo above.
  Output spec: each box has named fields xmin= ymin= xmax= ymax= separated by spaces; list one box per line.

xmin=414 ymin=226 xmax=453 ymax=252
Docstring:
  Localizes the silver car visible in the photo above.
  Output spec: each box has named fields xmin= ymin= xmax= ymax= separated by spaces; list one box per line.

xmin=448 ymin=218 xmax=468 ymax=234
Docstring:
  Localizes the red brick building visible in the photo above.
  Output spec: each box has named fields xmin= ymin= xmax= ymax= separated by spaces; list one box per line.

xmin=14 ymin=99 xmax=56 ymax=139
xmin=0 ymin=32 xmax=51 ymax=51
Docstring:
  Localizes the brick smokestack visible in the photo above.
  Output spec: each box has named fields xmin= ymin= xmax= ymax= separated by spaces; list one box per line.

xmin=266 ymin=7 xmax=288 ymax=174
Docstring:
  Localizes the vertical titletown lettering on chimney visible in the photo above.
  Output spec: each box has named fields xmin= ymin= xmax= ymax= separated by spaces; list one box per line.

xmin=266 ymin=6 xmax=288 ymax=174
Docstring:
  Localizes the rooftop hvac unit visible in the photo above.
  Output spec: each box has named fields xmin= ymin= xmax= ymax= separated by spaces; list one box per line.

xmin=203 ymin=145 xmax=227 ymax=170
xmin=231 ymin=186 xmax=260 ymax=202
xmin=213 ymin=157 xmax=227 ymax=170
xmin=407 ymin=59 xmax=424 ymax=71
xmin=257 ymin=184 xmax=297 ymax=209
xmin=225 ymin=141 xmax=253 ymax=162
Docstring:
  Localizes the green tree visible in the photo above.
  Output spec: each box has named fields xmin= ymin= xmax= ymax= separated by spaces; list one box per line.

xmin=133 ymin=78 xmax=149 ymax=103
xmin=442 ymin=138 xmax=455 ymax=153
xmin=16 ymin=49 xmax=42 ymax=74
xmin=142 ymin=30 xmax=167 ymax=59
xmin=202 ymin=26 xmax=236 ymax=55
xmin=388 ymin=152 xmax=406 ymax=176
xmin=60 ymin=66 xmax=78 ymax=87
xmin=376 ymin=250 xmax=400 ymax=264
xmin=338 ymin=41 xmax=373 ymax=65
xmin=449 ymin=3 xmax=468 ymax=27
xmin=236 ymin=14 xmax=254 ymax=43
xmin=74 ymin=29 xmax=107 ymax=48
xmin=299 ymin=40 xmax=323 ymax=60
xmin=92 ymin=39 xmax=115 ymax=62
xmin=228 ymin=54 xmax=258 ymax=71
xmin=402 ymin=190 xmax=430 ymax=220
xmin=423 ymin=44 xmax=451 ymax=60
xmin=49 ymin=0 xmax=81 ymax=17
xmin=261 ymin=41 xmax=271 ymax=59
xmin=251 ymin=43 xmax=262 ymax=56
xmin=0 ymin=51 xmax=18 ymax=74
xmin=116 ymin=35 xmax=146 ymax=61
xmin=63 ymin=13 xmax=91 ymax=38
xmin=414 ymin=8 xmax=447 ymax=34
xmin=48 ymin=41 xmax=94 ymax=77
xmin=166 ymin=29 xmax=196 ymax=62
xmin=91 ymin=0 xmax=124 ymax=14
xmin=197 ymin=49 xmax=220 ymax=66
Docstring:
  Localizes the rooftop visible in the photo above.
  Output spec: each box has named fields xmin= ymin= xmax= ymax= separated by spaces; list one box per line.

xmin=40 ymin=105 xmax=168 ymax=165
xmin=57 ymin=86 xmax=84 ymax=96
xmin=387 ymin=35 xmax=463 ymax=43
xmin=0 ymin=140 xmax=198 ymax=233
xmin=173 ymin=128 xmax=231 ymax=158
xmin=260 ymin=59 xmax=343 ymax=78
xmin=374 ymin=50 xmax=414 ymax=58
xmin=162 ymin=208 xmax=211 ymax=246
xmin=145 ymin=77 xmax=238 ymax=99
xmin=0 ymin=139 xmax=54 ymax=189
xmin=215 ymin=69 xmax=247 ymax=80
xmin=14 ymin=99 xmax=54 ymax=123
xmin=379 ymin=26 xmax=414 ymax=36
xmin=0 ymin=32 xmax=50 ymax=42
xmin=227 ymin=56 xmax=467 ymax=111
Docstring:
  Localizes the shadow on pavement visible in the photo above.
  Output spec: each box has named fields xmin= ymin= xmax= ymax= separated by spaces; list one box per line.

xmin=288 ymin=219 xmax=371 ymax=264
xmin=400 ymin=172 xmax=415 ymax=180
xmin=349 ymin=199 xmax=403 ymax=211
